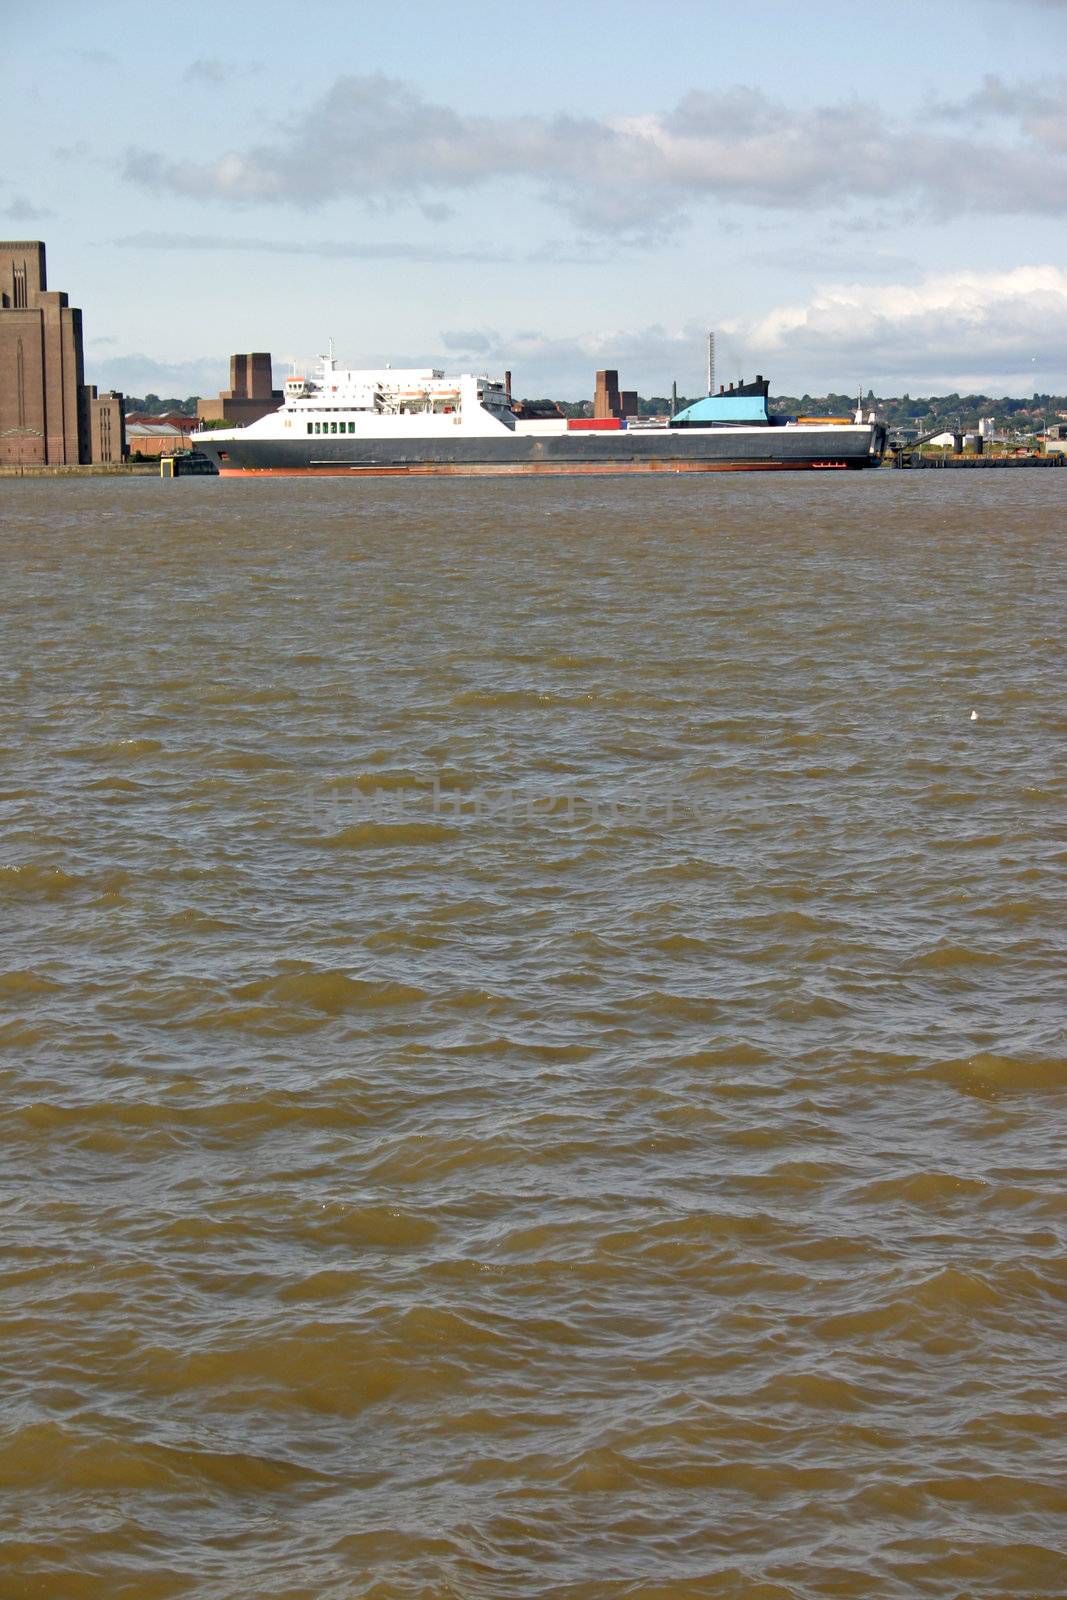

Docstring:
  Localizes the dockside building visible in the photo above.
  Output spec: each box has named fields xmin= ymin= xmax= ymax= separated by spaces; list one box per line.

xmin=0 ymin=239 xmax=124 ymax=466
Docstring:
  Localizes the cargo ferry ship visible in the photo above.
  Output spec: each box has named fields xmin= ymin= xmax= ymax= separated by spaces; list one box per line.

xmin=192 ymin=353 xmax=886 ymax=477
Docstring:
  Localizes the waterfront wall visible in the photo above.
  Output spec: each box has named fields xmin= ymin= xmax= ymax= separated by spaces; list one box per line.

xmin=0 ymin=462 xmax=156 ymax=477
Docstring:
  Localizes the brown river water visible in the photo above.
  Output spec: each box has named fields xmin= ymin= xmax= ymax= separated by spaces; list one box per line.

xmin=0 ymin=473 xmax=1064 ymax=1599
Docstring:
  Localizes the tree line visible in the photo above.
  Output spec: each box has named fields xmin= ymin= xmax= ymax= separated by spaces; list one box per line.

xmin=120 ymin=389 xmax=1066 ymax=429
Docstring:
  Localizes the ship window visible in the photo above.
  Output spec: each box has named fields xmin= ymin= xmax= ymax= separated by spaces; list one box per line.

xmin=348 ymin=422 xmax=355 ymax=433
xmin=307 ymin=423 xmax=313 ymax=435
xmin=330 ymin=421 xmax=337 ymax=434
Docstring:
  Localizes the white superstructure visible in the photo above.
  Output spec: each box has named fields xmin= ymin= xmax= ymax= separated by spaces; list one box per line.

xmin=232 ymin=354 xmax=519 ymax=442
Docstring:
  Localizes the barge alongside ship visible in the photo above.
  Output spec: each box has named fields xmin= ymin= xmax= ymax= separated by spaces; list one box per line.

xmin=192 ymin=356 xmax=887 ymax=477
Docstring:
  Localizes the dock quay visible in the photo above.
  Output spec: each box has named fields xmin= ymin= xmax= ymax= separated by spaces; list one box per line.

xmin=892 ymin=453 xmax=1062 ymax=470
xmin=0 ymin=463 xmax=157 ymax=478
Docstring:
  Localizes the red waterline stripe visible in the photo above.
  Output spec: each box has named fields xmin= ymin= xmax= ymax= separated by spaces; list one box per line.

xmin=217 ymin=460 xmax=851 ymax=478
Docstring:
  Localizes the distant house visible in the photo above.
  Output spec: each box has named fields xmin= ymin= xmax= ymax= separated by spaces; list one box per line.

xmin=1046 ymin=421 xmax=1067 ymax=455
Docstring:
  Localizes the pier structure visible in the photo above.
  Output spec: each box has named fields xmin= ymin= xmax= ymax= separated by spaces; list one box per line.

xmin=890 ymin=422 xmax=1062 ymax=468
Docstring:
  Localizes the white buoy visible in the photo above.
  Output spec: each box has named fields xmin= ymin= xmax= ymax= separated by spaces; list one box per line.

xmin=970 ymin=710 xmax=978 ymax=721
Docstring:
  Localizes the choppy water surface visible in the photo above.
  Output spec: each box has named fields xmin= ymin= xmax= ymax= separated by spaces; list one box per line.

xmin=1 ymin=473 xmax=1065 ymax=1599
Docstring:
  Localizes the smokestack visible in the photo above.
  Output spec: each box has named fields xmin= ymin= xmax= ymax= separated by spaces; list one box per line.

xmin=504 ymin=370 xmax=512 ymax=404
xmin=707 ymin=331 xmax=716 ymax=396
xmin=594 ymin=369 xmax=621 ymax=420
xmin=671 ymin=380 xmax=678 ymax=415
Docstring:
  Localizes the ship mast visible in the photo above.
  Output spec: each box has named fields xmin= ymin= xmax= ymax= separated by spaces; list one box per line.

xmin=318 ymin=337 xmax=337 ymax=380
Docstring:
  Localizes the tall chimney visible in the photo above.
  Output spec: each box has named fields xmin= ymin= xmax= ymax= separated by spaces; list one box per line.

xmin=594 ymin=369 xmax=621 ymax=419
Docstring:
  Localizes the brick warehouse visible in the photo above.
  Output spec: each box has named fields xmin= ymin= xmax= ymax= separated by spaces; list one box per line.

xmin=0 ymin=240 xmax=125 ymax=466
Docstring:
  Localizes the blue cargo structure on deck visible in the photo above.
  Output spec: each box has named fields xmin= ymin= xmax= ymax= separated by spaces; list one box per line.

xmin=671 ymin=379 xmax=773 ymax=427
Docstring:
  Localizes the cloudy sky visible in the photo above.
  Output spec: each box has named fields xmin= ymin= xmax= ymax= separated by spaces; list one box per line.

xmin=8 ymin=0 xmax=1067 ymax=398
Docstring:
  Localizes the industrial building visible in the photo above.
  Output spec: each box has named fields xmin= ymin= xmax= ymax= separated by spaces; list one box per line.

xmin=0 ymin=240 xmax=125 ymax=466
xmin=197 ymin=354 xmax=283 ymax=428
xmin=84 ymin=385 xmax=127 ymax=464
xmin=125 ymin=420 xmax=197 ymax=459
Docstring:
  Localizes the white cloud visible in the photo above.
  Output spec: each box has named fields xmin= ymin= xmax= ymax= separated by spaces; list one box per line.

xmin=430 ymin=322 xmax=720 ymax=397
xmin=90 ymin=274 xmax=1067 ymax=402
xmin=424 ymin=268 xmax=1067 ymax=396
xmin=181 ymin=57 xmax=262 ymax=86
xmin=183 ymin=57 xmax=232 ymax=86
xmin=727 ymin=265 xmax=1067 ymax=390
xmin=113 ymin=230 xmax=496 ymax=263
xmin=88 ymin=353 xmax=230 ymax=398
xmin=123 ymin=74 xmax=1067 ymax=235
xmin=3 ymin=194 xmax=52 ymax=221
xmin=928 ymin=73 xmax=1067 ymax=152
xmin=440 ymin=328 xmax=495 ymax=352
xmin=65 ymin=49 xmax=117 ymax=68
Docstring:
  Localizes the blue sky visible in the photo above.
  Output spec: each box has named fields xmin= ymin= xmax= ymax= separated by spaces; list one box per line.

xmin=8 ymin=0 xmax=1067 ymax=399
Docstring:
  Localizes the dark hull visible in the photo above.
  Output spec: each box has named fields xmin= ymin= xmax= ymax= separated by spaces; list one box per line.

xmin=197 ymin=425 xmax=886 ymax=477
